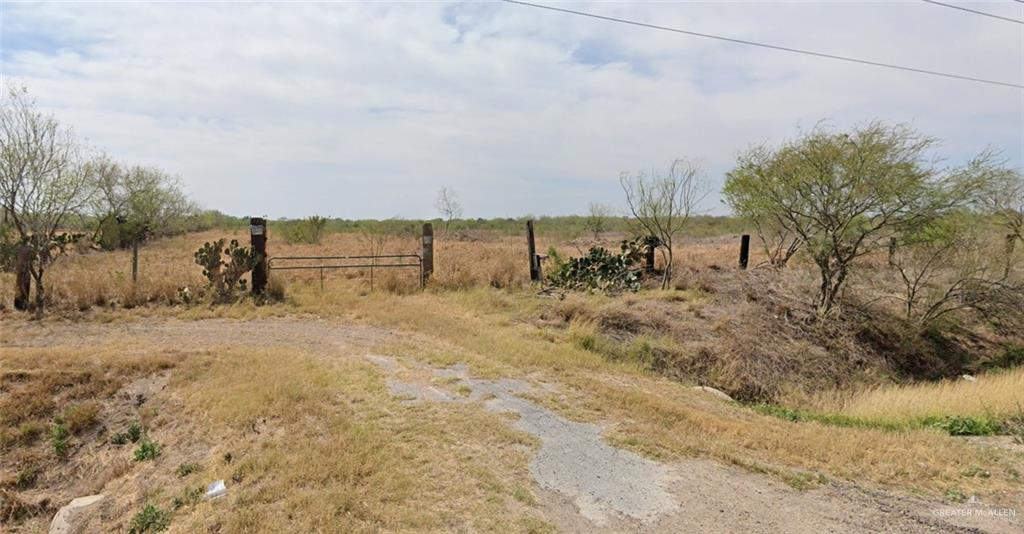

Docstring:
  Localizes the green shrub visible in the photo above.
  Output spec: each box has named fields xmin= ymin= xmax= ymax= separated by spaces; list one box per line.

xmin=127 ymin=422 xmax=143 ymax=442
xmin=133 ymin=438 xmax=162 ymax=461
xmin=128 ymin=504 xmax=171 ymax=533
xmin=981 ymin=346 xmax=1024 ymax=372
xmin=281 ymin=215 xmax=328 ymax=244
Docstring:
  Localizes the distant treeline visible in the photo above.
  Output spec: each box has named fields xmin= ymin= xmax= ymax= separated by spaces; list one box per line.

xmin=209 ymin=214 xmax=748 ymax=240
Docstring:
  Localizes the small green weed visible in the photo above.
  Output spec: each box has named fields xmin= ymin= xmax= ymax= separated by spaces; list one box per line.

xmin=128 ymin=504 xmax=171 ymax=533
xmin=111 ymin=422 xmax=144 ymax=445
xmin=50 ymin=419 xmax=70 ymax=457
xmin=960 ymin=466 xmax=991 ymax=479
xmin=922 ymin=415 xmax=1000 ymax=436
xmin=944 ymin=487 xmax=968 ymax=503
xmin=753 ymin=404 xmax=1003 ymax=436
xmin=14 ymin=466 xmax=40 ymax=489
xmin=171 ymin=485 xmax=204 ymax=510
xmin=176 ymin=462 xmax=200 ymax=478
xmin=133 ymin=438 xmax=162 ymax=461
xmin=750 ymin=404 xmax=903 ymax=431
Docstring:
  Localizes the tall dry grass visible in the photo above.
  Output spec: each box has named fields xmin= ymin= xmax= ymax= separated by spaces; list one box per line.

xmin=815 ymin=368 xmax=1024 ymax=424
xmin=0 ymin=229 xmax=756 ymax=312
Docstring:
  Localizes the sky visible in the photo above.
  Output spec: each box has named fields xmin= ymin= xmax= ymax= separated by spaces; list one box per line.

xmin=1 ymin=1 xmax=1021 ymax=219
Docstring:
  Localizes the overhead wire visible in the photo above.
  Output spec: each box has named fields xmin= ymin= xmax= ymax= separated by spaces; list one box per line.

xmin=502 ymin=0 xmax=1023 ymax=90
xmin=920 ymin=0 xmax=1023 ymax=25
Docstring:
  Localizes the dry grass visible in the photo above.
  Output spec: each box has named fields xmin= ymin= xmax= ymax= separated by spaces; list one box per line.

xmin=815 ymin=368 xmax=1024 ymax=425
xmin=2 ymin=226 xmax=1023 ymax=525
xmin=281 ymin=286 xmax=1024 ymax=504
xmin=0 ymin=347 xmax=178 ymax=528
xmin=167 ymin=347 xmax=548 ymax=533
xmin=0 ymin=338 xmax=553 ymax=532
xmin=0 ymin=228 xmax=760 ymax=312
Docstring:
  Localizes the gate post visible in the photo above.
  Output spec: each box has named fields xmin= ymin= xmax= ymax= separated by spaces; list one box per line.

xmin=645 ymin=237 xmax=656 ymax=273
xmin=250 ymin=217 xmax=267 ymax=294
xmin=527 ymin=220 xmax=540 ymax=282
xmin=14 ymin=244 xmax=31 ymax=311
xmin=421 ymin=223 xmax=433 ymax=287
xmin=739 ymin=234 xmax=750 ymax=270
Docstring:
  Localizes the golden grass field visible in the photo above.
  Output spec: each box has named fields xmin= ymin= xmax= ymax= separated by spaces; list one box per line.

xmin=1 ymin=227 xmax=1023 ymax=531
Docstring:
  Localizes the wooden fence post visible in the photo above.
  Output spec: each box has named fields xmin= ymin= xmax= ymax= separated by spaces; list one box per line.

xmin=131 ymin=239 xmax=139 ymax=283
xmin=421 ymin=223 xmax=433 ymax=287
xmin=14 ymin=244 xmax=31 ymax=311
xmin=250 ymin=217 xmax=267 ymax=294
xmin=739 ymin=234 xmax=750 ymax=270
xmin=527 ymin=220 xmax=540 ymax=281
xmin=645 ymin=237 xmax=656 ymax=273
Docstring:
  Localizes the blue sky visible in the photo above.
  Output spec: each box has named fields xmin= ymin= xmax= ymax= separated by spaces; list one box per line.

xmin=1 ymin=1 xmax=1021 ymax=219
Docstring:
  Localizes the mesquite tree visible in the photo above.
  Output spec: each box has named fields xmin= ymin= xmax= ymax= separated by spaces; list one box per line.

xmin=91 ymin=159 xmax=195 ymax=249
xmin=724 ymin=122 xmax=992 ymax=318
xmin=435 ymin=187 xmax=462 ymax=234
xmin=620 ymin=158 xmax=709 ymax=289
xmin=585 ymin=202 xmax=612 ymax=240
xmin=0 ymin=85 xmax=95 ymax=314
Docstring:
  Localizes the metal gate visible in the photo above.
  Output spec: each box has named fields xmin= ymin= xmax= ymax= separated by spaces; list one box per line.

xmin=268 ymin=254 xmax=423 ymax=290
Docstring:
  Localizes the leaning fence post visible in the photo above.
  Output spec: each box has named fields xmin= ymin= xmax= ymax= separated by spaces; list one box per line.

xmin=527 ymin=220 xmax=540 ymax=282
xmin=739 ymin=234 xmax=750 ymax=270
xmin=250 ymin=217 xmax=267 ymax=294
xmin=421 ymin=223 xmax=433 ymax=287
xmin=14 ymin=244 xmax=31 ymax=311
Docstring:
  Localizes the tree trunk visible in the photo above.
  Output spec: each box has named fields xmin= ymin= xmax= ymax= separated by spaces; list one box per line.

xmin=31 ymin=268 xmax=45 ymax=319
xmin=661 ymin=246 xmax=673 ymax=290
xmin=14 ymin=245 xmax=32 ymax=311
xmin=816 ymin=263 xmax=847 ymax=318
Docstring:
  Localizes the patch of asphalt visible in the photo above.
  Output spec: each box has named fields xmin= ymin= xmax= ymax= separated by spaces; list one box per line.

xmin=385 ymin=379 xmax=458 ymax=403
xmin=374 ymin=359 xmax=679 ymax=525
xmin=370 ymin=357 xmax=1024 ymax=534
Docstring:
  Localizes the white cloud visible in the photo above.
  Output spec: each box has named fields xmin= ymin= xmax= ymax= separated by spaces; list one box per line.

xmin=2 ymin=1 xmax=1021 ymax=218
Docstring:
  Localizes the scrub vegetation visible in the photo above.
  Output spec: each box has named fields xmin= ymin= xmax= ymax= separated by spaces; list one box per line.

xmin=2 ymin=86 xmax=1023 ymax=530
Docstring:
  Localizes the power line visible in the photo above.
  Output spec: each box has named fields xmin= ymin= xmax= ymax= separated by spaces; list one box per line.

xmin=921 ymin=0 xmax=1024 ymax=25
xmin=502 ymin=0 xmax=1023 ymax=90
